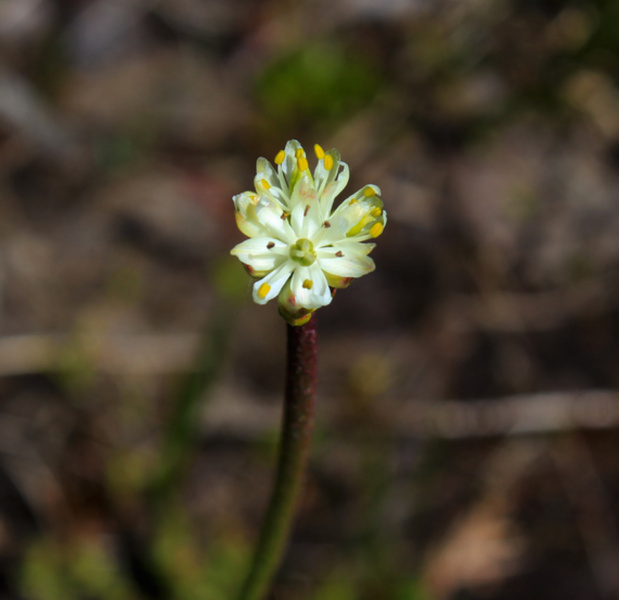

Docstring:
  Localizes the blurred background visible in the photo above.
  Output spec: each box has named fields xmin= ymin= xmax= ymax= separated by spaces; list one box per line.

xmin=2 ymin=0 xmax=619 ymax=598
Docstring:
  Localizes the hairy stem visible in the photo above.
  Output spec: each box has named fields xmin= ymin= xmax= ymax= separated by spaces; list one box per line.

xmin=236 ymin=313 xmax=318 ymax=600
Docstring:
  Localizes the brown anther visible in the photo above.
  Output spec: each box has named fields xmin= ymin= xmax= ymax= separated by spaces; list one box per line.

xmin=335 ymin=251 xmax=343 ymax=257
xmin=267 ymin=242 xmax=275 ymax=249
xmin=324 ymin=220 xmax=331 ymax=228
xmin=304 ymin=205 xmax=310 ymax=216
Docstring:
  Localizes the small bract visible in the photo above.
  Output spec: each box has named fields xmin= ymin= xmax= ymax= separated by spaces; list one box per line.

xmin=230 ymin=140 xmax=386 ymax=325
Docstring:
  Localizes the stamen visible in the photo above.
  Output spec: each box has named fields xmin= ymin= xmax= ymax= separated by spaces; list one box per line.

xmin=304 ymin=205 xmax=310 ymax=216
xmin=302 ymin=279 xmax=313 ymax=290
xmin=297 ymin=156 xmax=309 ymax=171
xmin=369 ymin=223 xmax=384 ymax=238
xmin=371 ymin=207 xmax=382 ymax=217
xmin=364 ymin=187 xmax=376 ymax=197
xmin=335 ymin=251 xmax=343 ymax=257
xmin=323 ymin=220 xmax=331 ymax=228
xmin=346 ymin=215 xmax=373 ymax=237
xmin=274 ymin=150 xmax=285 ymax=165
xmin=324 ymin=155 xmax=334 ymax=170
xmin=314 ymin=144 xmax=325 ymax=160
xmin=295 ymin=148 xmax=305 ymax=158
xmin=257 ymin=282 xmax=271 ymax=299
xmin=261 ymin=179 xmax=271 ymax=190
xmin=267 ymin=242 xmax=275 ymax=249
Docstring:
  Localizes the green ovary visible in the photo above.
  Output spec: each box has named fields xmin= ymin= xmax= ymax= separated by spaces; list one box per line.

xmin=290 ymin=238 xmax=316 ymax=266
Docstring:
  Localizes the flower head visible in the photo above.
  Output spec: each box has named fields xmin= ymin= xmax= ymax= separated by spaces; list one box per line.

xmin=231 ymin=140 xmax=386 ymax=325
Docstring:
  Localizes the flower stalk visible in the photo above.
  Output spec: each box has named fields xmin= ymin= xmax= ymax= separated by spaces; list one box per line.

xmin=236 ymin=314 xmax=318 ymax=600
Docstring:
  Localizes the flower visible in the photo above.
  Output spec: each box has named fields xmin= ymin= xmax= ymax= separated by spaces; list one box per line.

xmin=230 ymin=140 xmax=386 ymax=325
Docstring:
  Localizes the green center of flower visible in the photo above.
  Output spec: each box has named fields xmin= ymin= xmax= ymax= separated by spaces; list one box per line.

xmin=290 ymin=238 xmax=316 ymax=266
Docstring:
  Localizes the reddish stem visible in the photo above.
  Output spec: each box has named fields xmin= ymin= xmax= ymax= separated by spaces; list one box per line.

xmin=236 ymin=313 xmax=318 ymax=600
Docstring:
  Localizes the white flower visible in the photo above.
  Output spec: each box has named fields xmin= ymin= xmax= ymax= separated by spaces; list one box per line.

xmin=231 ymin=140 xmax=386 ymax=325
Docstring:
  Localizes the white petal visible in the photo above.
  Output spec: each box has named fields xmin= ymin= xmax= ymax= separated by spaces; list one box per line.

xmin=317 ymin=241 xmax=375 ymax=256
xmin=289 ymin=201 xmax=307 ymax=237
xmin=230 ymin=237 xmax=288 ymax=273
xmin=289 ymin=171 xmax=317 ymax=210
xmin=252 ymin=262 xmax=294 ymax=305
xmin=254 ymin=163 xmax=289 ymax=207
xmin=319 ymin=160 xmax=349 ymax=215
xmin=317 ymin=243 xmax=376 ymax=277
xmin=313 ymin=149 xmax=340 ymax=191
xmin=256 ymin=157 xmax=278 ymax=185
xmin=320 ymin=190 xmax=386 ymax=243
xmin=289 ymin=186 xmax=322 ymax=238
xmin=346 ymin=209 xmax=387 ymax=243
xmin=312 ymin=212 xmax=350 ymax=246
xmin=255 ymin=197 xmax=295 ymax=242
xmin=280 ymin=140 xmax=303 ymax=187
xmin=233 ymin=192 xmax=262 ymax=237
xmin=290 ymin=264 xmax=332 ymax=309
xmin=331 ymin=185 xmax=382 ymax=219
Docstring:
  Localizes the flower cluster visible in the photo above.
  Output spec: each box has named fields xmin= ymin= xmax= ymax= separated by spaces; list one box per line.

xmin=230 ymin=140 xmax=386 ymax=325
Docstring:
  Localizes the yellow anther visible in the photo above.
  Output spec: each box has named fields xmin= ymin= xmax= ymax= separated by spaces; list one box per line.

xmin=371 ymin=207 xmax=382 ymax=218
xmin=297 ymin=156 xmax=309 ymax=171
xmin=274 ymin=150 xmax=285 ymax=165
xmin=261 ymin=178 xmax=271 ymax=190
xmin=314 ymin=144 xmax=325 ymax=160
xmin=349 ymin=198 xmax=358 ymax=204
xmin=295 ymin=148 xmax=305 ymax=158
xmin=324 ymin=155 xmax=334 ymax=170
xmin=257 ymin=282 xmax=271 ymax=299
xmin=369 ymin=223 xmax=384 ymax=238
xmin=364 ymin=187 xmax=376 ymax=197
xmin=302 ymin=279 xmax=313 ymax=290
